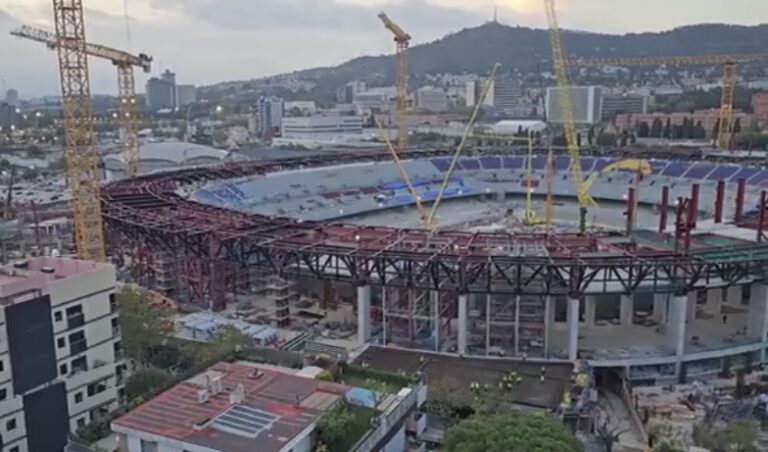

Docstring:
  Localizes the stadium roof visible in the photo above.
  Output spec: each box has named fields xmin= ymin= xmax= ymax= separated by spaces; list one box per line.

xmin=105 ymin=142 xmax=230 ymax=165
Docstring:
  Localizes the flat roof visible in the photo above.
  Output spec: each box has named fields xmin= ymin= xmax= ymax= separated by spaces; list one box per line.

xmin=354 ymin=346 xmax=572 ymax=410
xmin=0 ymin=257 xmax=110 ymax=300
xmin=112 ymin=362 xmax=351 ymax=452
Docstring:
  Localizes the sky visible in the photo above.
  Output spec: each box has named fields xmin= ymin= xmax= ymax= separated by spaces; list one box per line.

xmin=0 ymin=0 xmax=766 ymax=97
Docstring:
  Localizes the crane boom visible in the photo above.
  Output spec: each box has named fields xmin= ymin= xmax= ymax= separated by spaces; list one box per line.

xmin=12 ymin=24 xmax=151 ymax=176
xmin=544 ymin=0 xmax=592 ymax=209
xmin=52 ymin=0 xmax=105 ymax=261
xmin=378 ymin=12 xmax=410 ymax=151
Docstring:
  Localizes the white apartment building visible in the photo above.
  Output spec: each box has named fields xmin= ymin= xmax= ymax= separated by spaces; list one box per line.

xmin=0 ymin=257 xmax=125 ymax=452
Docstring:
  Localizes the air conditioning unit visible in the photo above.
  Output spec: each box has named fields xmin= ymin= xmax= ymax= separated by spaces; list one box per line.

xmin=209 ymin=376 xmax=223 ymax=395
xmin=197 ymin=389 xmax=209 ymax=404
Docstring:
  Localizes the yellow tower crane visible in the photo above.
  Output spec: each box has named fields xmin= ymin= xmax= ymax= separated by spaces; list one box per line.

xmin=378 ymin=12 xmax=411 ymax=151
xmin=570 ymin=53 xmax=768 ymax=150
xmin=50 ymin=0 xmax=104 ymax=261
xmin=12 ymin=25 xmax=152 ymax=177
xmin=543 ymin=0 xmax=593 ymax=233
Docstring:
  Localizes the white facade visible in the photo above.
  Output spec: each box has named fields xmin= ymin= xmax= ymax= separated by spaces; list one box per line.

xmin=281 ymin=116 xmax=364 ymax=138
xmin=0 ymin=258 xmax=124 ymax=452
xmin=545 ymin=86 xmax=603 ymax=124
xmin=415 ymin=87 xmax=448 ymax=112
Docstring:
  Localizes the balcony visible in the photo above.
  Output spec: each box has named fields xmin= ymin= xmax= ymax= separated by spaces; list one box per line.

xmin=67 ymin=313 xmax=85 ymax=330
xmin=69 ymin=338 xmax=88 ymax=356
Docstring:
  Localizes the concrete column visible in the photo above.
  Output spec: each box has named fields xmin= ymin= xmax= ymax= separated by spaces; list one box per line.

xmin=705 ymin=288 xmax=722 ymax=315
xmin=544 ymin=296 xmax=552 ymax=359
xmin=726 ymin=285 xmax=743 ymax=307
xmin=620 ymin=295 xmax=634 ymax=326
xmin=357 ymin=285 xmax=372 ymax=347
xmin=514 ymin=295 xmax=521 ymax=355
xmin=666 ymin=294 xmax=688 ymax=358
xmin=584 ymin=296 xmax=597 ymax=329
xmin=748 ymin=283 xmax=768 ymax=347
xmin=653 ymin=293 xmax=668 ymax=323
xmin=458 ymin=294 xmax=469 ymax=356
xmin=431 ymin=291 xmax=439 ymax=352
xmin=567 ymin=298 xmax=580 ymax=361
xmin=686 ymin=292 xmax=697 ymax=321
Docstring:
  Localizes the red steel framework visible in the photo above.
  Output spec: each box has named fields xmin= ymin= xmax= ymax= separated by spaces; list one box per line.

xmin=102 ymin=149 xmax=768 ymax=310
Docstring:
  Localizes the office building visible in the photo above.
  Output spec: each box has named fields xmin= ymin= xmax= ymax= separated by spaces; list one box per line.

xmin=415 ymin=87 xmax=449 ymax=112
xmin=0 ymin=257 xmax=125 ymax=452
xmin=601 ymin=93 xmax=649 ymax=119
xmin=0 ymin=103 xmax=16 ymax=129
xmin=546 ymin=86 xmax=603 ymax=124
xmin=176 ymin=85 xmax=197 ymax=108
xmin=112 ymin=361 xmax=425 ymax=452
xmin=146 ymin=70 xmax=178 ymax=111
xmin=257 ymin=97 xmax=284 ymax=139
xmin=466 ymin=78 xmax=522 ymax=113
xmin=281 ymin=116 xmax=364 ymax=138
xmin=5 ymin=89 xmax=18 ymax=107
xmin=336 ymin=80 xmax=367 ymax=103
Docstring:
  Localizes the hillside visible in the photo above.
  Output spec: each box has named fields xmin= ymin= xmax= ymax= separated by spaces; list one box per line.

xmin=285 ymin=22 xmax=768 ymax=88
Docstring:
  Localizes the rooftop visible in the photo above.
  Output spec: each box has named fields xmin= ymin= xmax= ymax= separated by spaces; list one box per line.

xmin=112 ymin=362 xmax=351 ymax=452
xmin=0 ymin=257 xmax=110 ymax=300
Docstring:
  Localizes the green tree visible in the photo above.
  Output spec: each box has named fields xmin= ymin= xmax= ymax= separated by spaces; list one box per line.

xmin=712 ymin=118 xmax=721 ymax=142
xmin=693 ymin=121 xmax=707 ymax=139
xmin=316 ymin=402 xmax=357 ymax=451
xmin=695 ymin=419 xmax=758 ymax=452
xmin=445 ymin=413 xmax=582 ymax=452
xmin=118 ymin=286 xmax=174 ymax=368
xmin=650 ymin=118 xmax=664 ymax=138
xmin=637 ymin=122 xmax=650 ymax=138
xmin=124 ymin=368 xmax=175 ymax=402
xmin=424 ymin=376 xmax=472 ymax=427
xmin=663 ymin=118 xmax=672 ymax=139
xmin=192 ymin=326 xmax=250 ymax=365
xmin=734 ymin=117 xmax=743 ymax=134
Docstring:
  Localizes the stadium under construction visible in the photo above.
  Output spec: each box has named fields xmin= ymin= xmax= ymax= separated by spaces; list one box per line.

xmin=103 ymin=148 xmax=768 ymax=386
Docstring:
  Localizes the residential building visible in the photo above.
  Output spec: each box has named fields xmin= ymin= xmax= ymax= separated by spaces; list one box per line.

xmin=0 ymin=103 xmax=16 ymax=129
xmin=257 ymin=96 xmax=284 ymax=139
xmin=415 ymin=87 xmax=449 ymax=112
xmin=176 ymin=84 xmax=197 ymax=108
xmin=281 ymin=116 xmax=364 ymax=138
xmin=546 ymin=86 xmax=603 ymax=124
xmin=284 ymin=101 xmax=318 ymax=116
xmin=601 ymin=93 xmax=649 ymax=120
xmin=336 ymin=80 xmax=367 ymax=103
xmin=5 ymin=89 xmax=18 ymax=107
xmin=353 ymin=87 xmax=396 ymax=112
xmin=0 ymin=257 xmax=125 ymax=452
xmin=112 ymin=361 xmax=426 ymax=452
xmin=752 ymin=92 xmax=768 ymax=122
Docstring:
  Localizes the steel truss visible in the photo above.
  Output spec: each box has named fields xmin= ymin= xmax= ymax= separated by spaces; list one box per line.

xmin=102 ymin=149 xmax=768 ymax=308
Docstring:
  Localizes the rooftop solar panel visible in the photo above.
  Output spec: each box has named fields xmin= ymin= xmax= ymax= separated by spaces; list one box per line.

xmin=213 ymin=405 xmax=279 ymax=438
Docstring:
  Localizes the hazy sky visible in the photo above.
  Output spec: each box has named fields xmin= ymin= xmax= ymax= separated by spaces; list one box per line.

xmin=0 ymin=0 xmax=766 ymax=97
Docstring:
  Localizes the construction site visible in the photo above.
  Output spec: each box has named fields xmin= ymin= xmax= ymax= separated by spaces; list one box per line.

xmin=6 ymin=1 xmax=768 ymax=450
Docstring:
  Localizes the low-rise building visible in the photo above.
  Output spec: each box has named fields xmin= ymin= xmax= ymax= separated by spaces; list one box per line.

xmin=0 ymin=257 xmax=125 ymax=452
xmin=112 ymin=361 xmax=426 ymax=452
xmin=601 ymin=93 xmax=648 ymax=120
xmin=752 ymin=92 xmax=768 ymax=122
xmin=281 ymin=116 xmax=364 ymax=138
xmin=415 ymin=87 xmax=449 ymax=112
xmin=616 ymin=109 xmax=754 ymax=136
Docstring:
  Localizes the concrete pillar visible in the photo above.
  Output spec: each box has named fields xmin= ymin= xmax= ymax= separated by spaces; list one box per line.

xmin=584 ymin=296 xmax=597 ymax=329
xmin=431 ymin=291 xmax=439 ymax=352
xmin=620 ymin=295 xmax=634 ymax=326
xmin=705 ymin=288 xmax=722 ymax=315
xmin=666 ymin=294 xmax=688 ymax=358
xmin=653 ymin=293 xmax=668 ymax=323
xmin=748 ymin=283 xmax=768 ymax=347
xmin=544 ymin=296 xmax=552 ymax=359
xmin=567 ymin=298 xmax=580 ymax=361
xmin=726 ymin=285 xmax=743 ymax=306
xmin=686 ymin=292 xmax=697 ymax=321
xmin=357 ymin=285 xmax=372 ymax=347
xmin=458 ymin=294 xmax=469 ymax=356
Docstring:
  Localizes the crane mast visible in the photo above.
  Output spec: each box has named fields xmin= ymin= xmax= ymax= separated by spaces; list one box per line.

xmin=378 ymin=12 xmax=411 ymax=151
xmin=544 ymin=0 xmax=592 ymax=212
xmin=52 ymin=0 xmax=105 ymax=261
xmin=11 ymin=24 xmax=151 ymax=177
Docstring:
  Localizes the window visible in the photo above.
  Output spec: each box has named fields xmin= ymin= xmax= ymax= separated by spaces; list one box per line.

xmin=0 ymin=359 xmax=4 ymax=371
xmin=54 ymin=310 xmax=62 ymax=322
xmin=87 ymin=380 xmax=108 ymax=397
xmin=59 ymin=363 xmax=68 ymax=376
xmin=7 ymin=418 xmax=16 ymax=430
xmin=57 ymin=337 xmax=66 ymax=348
xmin=75 ymin=392 xmax=83 ymax=403
xmin=77 ymin=417 xmax=86 ymax=428
xmin=9 ymin=446 xmax=18 ymax=452
xmin=71 ymin=356 xmax=87 ymax=375
xmin=0 ymin=388 xmax=7 ymax=401
xmin=65 ymin=305 xmax=84 ymax=329
xmin=69 ymin=331 xmax=87 ymax=355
